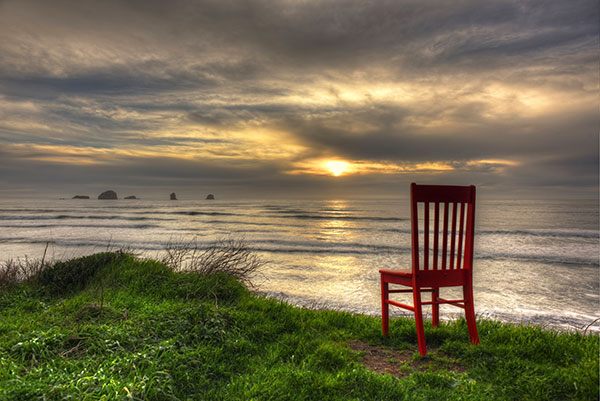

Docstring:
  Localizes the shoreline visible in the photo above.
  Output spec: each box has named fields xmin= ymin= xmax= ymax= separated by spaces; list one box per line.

xmin=258 ymin=290 xmax=600 ymax=335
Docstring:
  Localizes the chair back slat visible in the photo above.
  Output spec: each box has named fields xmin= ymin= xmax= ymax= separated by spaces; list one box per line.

xmin=441 ymin=202 xmax=449 ymax=270
xmin=450 ymin=202 xmax=457 ymax=269
xmin=423 ymin=202 xmax=429 ymax=270
xmin=457 ymin=202 xmax=465 ymax=269
xmin=411 ymin=183 xmax=476 ymax=273
xmin=433 ymin=202 xmax=439 ymax=269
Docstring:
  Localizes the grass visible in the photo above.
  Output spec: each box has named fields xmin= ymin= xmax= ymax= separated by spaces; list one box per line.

xmin=0 ymin=251 xmax=598 ymax=400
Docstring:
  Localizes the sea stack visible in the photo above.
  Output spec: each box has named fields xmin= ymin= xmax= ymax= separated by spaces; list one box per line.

xmin=98 ymin=190 xmax=118 ymax=200
xmin=206 ymin=194 xmax=215 ymax=200
xmin=72 ymin=195 xmax=90 ymax=199
xmin=170 ymin=192 xmax=177 ymax=200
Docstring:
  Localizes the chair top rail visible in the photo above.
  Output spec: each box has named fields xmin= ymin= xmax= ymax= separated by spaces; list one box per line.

xmin=412 ymin=183 xmax=474 ymax=203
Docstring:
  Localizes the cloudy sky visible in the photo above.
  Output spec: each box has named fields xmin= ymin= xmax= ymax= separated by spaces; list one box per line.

xmin=0 ymin=0 xmax=597 ymax=200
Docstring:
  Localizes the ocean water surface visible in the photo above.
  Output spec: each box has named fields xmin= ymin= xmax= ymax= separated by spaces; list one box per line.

xmin=1 ymin=197 xmax=598 ymax=332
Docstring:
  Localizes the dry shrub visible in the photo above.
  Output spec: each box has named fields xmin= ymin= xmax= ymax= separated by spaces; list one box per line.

xmin=0 ymin=242 xmax=51 ymax=288
xmin=0 ymin=259 xmax=21 ymax=287
xmin=0 ymin=257 xmax=45 ymax=288
xmin=161 ymin=237 xmax=266 ymax=288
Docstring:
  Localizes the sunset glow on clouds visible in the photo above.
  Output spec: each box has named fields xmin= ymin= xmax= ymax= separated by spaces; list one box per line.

xmin=0 ymin=0 xmax=597 ymax=199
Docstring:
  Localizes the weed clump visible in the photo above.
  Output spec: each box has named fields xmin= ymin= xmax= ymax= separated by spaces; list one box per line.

xmin=161 ymin=237 xmax=266 ymax=288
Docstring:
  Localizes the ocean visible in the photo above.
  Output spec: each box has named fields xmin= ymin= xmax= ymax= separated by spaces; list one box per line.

xmin=1 ymin=197 xmax=598 ymax=332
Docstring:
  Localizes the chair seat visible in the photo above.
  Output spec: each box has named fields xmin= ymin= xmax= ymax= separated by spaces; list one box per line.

xmin=379 ymin=269 xmax=413 ymax=286
xmin=379 ymin=268 xmax=412 ymax=277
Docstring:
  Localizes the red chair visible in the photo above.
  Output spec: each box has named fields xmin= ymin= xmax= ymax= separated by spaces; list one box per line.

xmin=380 ymin=183 xmax=479 ymax=356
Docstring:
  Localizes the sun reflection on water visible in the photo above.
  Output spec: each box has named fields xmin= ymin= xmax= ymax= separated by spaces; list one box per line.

xmin=315 ymin=200 xmax=358 ymax=240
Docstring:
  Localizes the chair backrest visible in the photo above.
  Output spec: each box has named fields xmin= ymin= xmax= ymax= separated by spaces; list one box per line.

xmin=410 ymin=183 xmax=476 ymax=273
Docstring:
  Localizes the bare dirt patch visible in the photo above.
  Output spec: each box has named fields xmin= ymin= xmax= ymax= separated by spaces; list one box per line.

xmin=347 ymin=340 xmax=465 ymax=379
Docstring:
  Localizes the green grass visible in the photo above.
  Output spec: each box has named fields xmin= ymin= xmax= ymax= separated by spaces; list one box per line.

xmin=0 ymin=252 xmax=597 ymax=400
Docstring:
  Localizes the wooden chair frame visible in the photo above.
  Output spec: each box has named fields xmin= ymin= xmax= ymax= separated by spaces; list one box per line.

xmin=379 ymin=183 xmax=479 ymax=356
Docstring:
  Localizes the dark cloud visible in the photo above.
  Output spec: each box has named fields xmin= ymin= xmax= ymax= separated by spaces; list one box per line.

xmin=3 ymin=0 xmax=595 ymax=77
xmin=277 ymin=102 xmax=598 ymax=162
xmin=0 ymin=0 xmax=597 ymax=198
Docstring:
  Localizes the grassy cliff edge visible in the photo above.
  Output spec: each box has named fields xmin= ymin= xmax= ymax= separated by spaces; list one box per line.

xmin=0 ymin=251 xmax=598 ymax=400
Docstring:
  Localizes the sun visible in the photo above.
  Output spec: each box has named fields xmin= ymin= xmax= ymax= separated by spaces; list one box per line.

xmin=325 ymin=160 xmax=349 ymax=176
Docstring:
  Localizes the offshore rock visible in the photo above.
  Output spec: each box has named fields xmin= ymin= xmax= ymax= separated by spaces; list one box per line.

xmin=170 ymin=192 xmax=177 ymax=200
xmin=206 ymin=194 xmax=215 ymax=200
xmin=72 ymin=195 xmax=90 ymax=199
xmin=98 ymin=190 xmax=118 ymax=200
xmin=124 ymin=195 xmax=137 ymax=199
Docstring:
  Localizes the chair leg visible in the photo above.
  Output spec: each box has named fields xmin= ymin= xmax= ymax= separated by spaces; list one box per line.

xmin=413 ymin=288 xmax=427 ymax=356
xmin=432 ymin=287 xmax=440 ymax=328
xmin=381 ymin=277 xmax=389 ymax=336
xmin=463 ymin=283 xmax=479 ymax=345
